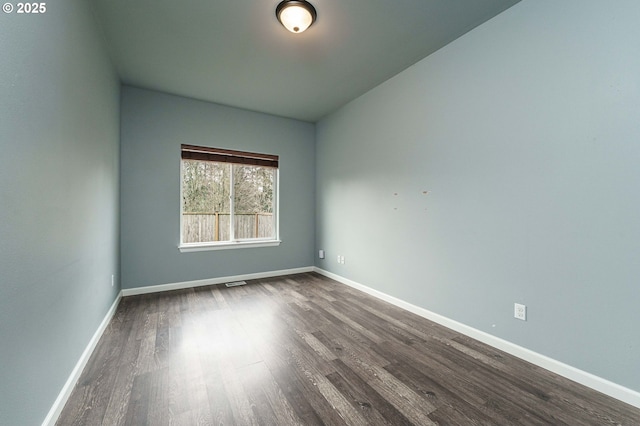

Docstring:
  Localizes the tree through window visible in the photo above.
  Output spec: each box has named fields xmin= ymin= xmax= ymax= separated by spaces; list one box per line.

xmin=181 ymin=145 xmax=278 ymax=245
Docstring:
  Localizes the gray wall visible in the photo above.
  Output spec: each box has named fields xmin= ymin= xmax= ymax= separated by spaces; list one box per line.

xmin=316 ymin=0 xmax=640 ymax=392
xmin=120 ymin=87 xmax=315 ymax=289
xmin=0 ymin=1 xmax=120 ymax=424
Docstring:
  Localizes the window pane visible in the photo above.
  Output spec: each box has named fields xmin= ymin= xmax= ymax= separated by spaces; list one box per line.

xmin=182 ymin=160 xmax=231 ymax=243
xmin=233 ymin=165 xmax=275 ymax=239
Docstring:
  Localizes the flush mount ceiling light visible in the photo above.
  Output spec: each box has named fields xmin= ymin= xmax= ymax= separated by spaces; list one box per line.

xmin=276 ymin=0 xmax=317 ymax=33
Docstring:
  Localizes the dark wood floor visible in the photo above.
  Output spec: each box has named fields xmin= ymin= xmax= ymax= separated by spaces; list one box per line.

xmin=57 ymin=272 xmax=640 ymax=425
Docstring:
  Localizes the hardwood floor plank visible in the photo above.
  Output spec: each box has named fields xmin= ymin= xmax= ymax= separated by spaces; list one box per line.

xmin=269 ymin=339 xmax=352 ymax=425
xmin=56 ymin=332 xmax=122 ymax=425
xmin=309 ymin=298 xmax=386 ymax=344
xmin=261 ymin=348 xmax=330 ymax=425
xmin=218 ymin=358 xmax=260 ymax=425
xmin=297 ymin=330 xmax=338 ymax=362
xmin=384 ymin=359 xmax=508 ymax=425
xmin=372 ymin=338 xmax=517 ymax=417
xmin=428 ymin=403 xmax=501 ymax=426
xmin=201 ymin=368 xmax=235 ymax=425
xmin=236 ymin=362 xmax=280 ymax=426
xmin=315 ymin=329 xmax=438 ymax=425
xmin=311 ymin=327 xmax=389 ymax=371
xmin=56 ymin=273 xmax=640 ymax=425
xmin=324 ymin=370 xmax=392 ymax=426
xmin=284 ymin=345 xmax=369 ymax=426
xmin=144 ymin=368 xmax=171 ymax=426
xmin=124 ymin=371 xmax=151 ymax=426
xmin=134 ymin=312 xmax=159 ymax=375
xmin=59 ymin=299 xmax=138 ymax=425
xmin=343 ymin=295 xmax=437 ymax=343
xmin=100 ymin=336 xmax=142 ymax=426
xmin=238 ymin=361 xmax=305 ymax=426
xmin=238 ymin=318 xmax=327 ymax=425
xmin=328 ymin=358 xmax=414 ymax=426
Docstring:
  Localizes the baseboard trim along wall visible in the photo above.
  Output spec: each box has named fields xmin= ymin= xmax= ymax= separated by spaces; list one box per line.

xmin=42 ymin=293 xmax=122 ymax=426
xmin=313 ymin=267 xmax=640 ymax=409
xmin=121 ymin=266 xmax=315 ymax=296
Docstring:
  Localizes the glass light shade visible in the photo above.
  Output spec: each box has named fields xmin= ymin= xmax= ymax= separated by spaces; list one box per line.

xmin=276 ymin=1 xmax=316 ymax=33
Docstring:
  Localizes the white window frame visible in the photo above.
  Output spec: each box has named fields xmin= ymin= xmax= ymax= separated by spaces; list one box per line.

xmin=178 ymin=146 xmax=281 ymax=252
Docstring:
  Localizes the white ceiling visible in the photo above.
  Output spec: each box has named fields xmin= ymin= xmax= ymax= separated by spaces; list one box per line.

xmin=90 ymin=0 xmax=520 ymax=122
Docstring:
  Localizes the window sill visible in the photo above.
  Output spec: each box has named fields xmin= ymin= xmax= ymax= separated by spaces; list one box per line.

xmin=179 ymin=240 xmax=281 ymax=253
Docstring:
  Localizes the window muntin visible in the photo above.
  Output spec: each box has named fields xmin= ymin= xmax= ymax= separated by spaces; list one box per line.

xmin=180 ymin=145 xmax=278 ymax=247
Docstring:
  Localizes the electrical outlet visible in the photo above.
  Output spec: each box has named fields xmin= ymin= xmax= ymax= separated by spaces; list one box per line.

xmin=111 ymin=274 xmax=115 ymax=287
xmin=341 ymin=256 xmax=345 ymax=264
xmin=514 ymin=303 xmax=526 ymax=321
xmin=337 ymin=255 xmax=341 ymax=263
xmin=319 ymin=249 xmax=325 ymax=259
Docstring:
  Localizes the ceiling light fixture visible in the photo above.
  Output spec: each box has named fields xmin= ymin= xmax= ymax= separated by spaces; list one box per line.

xmin=276 ymin=0 xmax=317 ymax=34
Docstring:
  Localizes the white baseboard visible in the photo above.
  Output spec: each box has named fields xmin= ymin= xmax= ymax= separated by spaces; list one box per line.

xmin=42 ymin=293 xmax=122 ymax=426
xmin=313 ymin=267 xmax=640 ymax=409
xmin=121 ymin=266 xmax=314 ymax=296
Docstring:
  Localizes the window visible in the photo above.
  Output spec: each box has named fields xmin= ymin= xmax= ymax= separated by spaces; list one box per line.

xmin=180 ymin=144 xmax=280 ymax=251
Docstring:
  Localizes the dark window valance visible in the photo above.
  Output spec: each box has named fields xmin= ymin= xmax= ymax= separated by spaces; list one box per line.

xmin=181 ymin=144 xmax=279 ymax=168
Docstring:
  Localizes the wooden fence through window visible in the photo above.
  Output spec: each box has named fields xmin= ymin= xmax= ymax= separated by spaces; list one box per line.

xmin=183 ymin=213 xmax=274 ymax=243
